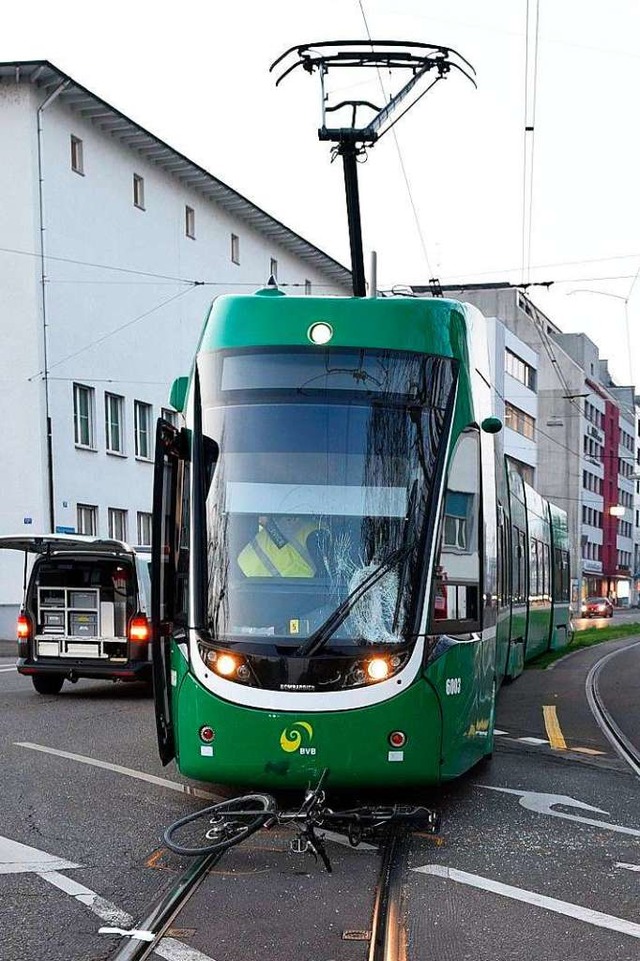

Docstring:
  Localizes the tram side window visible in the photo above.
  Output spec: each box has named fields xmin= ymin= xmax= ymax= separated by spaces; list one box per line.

xmin=497 ymin=504 xmax=510 ymax=608
xmin=174 ymin=461 xmax=190 ymax=626
xmin=430 ymin=429 xmax=481 ymax=633
xmin=512 ymin=525 xmax=526 ymax=603
xmin=543 ymin=542 xmax=550 ymax=599
xmin=553 ymin=548 xmax=570 ymax=602
xmin=529 ymin=537 xmax=539 ymax=599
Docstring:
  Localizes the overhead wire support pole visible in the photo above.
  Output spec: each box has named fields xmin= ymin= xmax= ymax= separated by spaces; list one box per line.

xmin=339 ymin=138 xmax=367 ymax=297
xmin=270 ymin=40 xmax=475 ymax=298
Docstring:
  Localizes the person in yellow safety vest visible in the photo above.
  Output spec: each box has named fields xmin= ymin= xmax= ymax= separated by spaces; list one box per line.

xmin=238 ymin=515 xmax=327 ymax=578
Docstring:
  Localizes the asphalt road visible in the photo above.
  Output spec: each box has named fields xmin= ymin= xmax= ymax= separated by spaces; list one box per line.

xmin=0 ymin=637 xmax=639 ymax=961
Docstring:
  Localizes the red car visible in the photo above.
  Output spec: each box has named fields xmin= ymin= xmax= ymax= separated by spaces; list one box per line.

xmin=581 ymin=596 xmax=614 ymax=618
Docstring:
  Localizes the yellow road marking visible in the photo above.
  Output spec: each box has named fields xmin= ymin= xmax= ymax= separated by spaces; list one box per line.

xmin=543 ymin=705 xmax=567 ymax=751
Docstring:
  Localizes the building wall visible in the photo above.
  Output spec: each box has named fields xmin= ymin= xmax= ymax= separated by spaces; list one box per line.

xmin=0 ymin=81 xmax=349 ymax=631
xmin=0 ymin=84 xmax=53 ymax=632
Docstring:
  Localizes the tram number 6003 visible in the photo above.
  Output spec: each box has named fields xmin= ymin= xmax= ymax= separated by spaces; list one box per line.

xmin=445 ymin=677 xmax=462 ymax=695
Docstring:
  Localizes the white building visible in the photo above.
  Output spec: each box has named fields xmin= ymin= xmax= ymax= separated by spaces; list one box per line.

xmin=0 ymin=61 xmax=351 ymax=632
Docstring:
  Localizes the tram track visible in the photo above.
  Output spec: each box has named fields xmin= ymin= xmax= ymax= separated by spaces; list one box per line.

xmin=109 ymin=820 xmax=412 ymax=961
xmin=368 ymin=830 xmax=409 ymax=961
xmin=585 ymin=639 xmax=640 ymax=778
xmin=109 ymin=851 xmax=222 ymax=961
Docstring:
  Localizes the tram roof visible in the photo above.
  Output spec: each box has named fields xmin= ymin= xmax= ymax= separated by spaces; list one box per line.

xmin=198 ymin=290 xmax=470 ymax=356
xmin=0 ymin=61 xmax=352 ymax=291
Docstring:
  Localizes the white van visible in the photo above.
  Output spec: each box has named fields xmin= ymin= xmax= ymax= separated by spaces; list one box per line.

xmin=0 ymin=535 xmax=151 ymax=694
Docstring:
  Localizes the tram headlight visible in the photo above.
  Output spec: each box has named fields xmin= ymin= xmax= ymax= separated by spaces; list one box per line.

xmin=215 ymin=653 xmax=239 ymax=677
xmin=308 ymin=322 xmax=333 ymax=345
xmin=198 ymin=645 xmax=251 ymax=683
xmin=366 ymin=657 xmax=390 ymax=682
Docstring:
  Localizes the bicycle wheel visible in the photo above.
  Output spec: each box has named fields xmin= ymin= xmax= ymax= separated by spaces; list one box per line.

xmin=163 ymin=793 xmax=276 ymax=856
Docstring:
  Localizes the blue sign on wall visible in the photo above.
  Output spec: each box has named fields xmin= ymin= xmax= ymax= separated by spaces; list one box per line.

xmin=23 ymin=517 xmax=33 ymax=525
xmin=55 ymin=526 xmax=76 ymax=534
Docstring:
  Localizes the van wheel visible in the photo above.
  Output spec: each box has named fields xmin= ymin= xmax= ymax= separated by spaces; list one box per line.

xmin=32 ymin=674 xmax=64 ymax=695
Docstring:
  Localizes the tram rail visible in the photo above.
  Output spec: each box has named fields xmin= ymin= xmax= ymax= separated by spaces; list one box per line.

xmin=109 ymin=850 xmax=220 ymax=961
xmin=585 ymin=639 xmax=640 ymax=778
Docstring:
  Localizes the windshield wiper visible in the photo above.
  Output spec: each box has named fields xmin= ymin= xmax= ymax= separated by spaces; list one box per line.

xmin=295 ymin=541 xmax=414 ymax=657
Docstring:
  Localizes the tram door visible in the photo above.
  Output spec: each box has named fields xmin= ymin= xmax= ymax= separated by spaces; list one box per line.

xmin=151 ymin=418 xmax=184 ymax=765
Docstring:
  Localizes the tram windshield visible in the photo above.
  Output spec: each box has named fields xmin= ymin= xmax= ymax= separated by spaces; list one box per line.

xmin=200 ymin=348 xmax=456 ymax=651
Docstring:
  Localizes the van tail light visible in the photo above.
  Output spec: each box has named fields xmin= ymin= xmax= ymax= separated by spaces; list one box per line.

xmin=128 ymin=614 xmax=150 ymax=642
xmin=17 ymin=614 xmax=32 ymax=641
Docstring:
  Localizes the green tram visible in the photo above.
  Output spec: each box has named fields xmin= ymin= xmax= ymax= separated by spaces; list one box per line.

xmin=152 ymin=290 xmax=571 ymax=790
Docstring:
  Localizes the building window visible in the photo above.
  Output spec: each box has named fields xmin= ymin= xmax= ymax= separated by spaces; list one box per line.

xmin=133 ymin=174 xmax=145 ymax=209
xmin=137 ymin=512 xmax=152 ymax=547
xmin=185 ymin=205 xmax=195 ymax=239
xmin=270 ymin=257 xmax=278 ymax=280
xmin=108 ymin=508 xmax=128 ymax=542
xmin=231 ymin=233 xmax=240 ymax=265
xmin=77 ymin=503 xmax=97 ymax=536
xmin=70 ymin=135 xmax=84 ymax=175
xmin=504 ymin=402 xmax=535 ymax=440
xmin=134 ymin=401 xmax=152 ymax=459
xmin=161 ymin=407 xmax=178 ymax=426
xmin=304 ymin=279 xmax=312 ymax=295
xmin=506 ymin=456 xmax=534 ymax=486
xmin=505 ymin=348 xmax=536 ymax=391
xmin=73 ymin=384 xmax=95 ymax=448
xmin=105 ymin=393 xmax=124 ymax=454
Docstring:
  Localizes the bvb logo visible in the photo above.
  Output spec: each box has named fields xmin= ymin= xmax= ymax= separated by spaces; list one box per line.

xmin=279 ymin=721 xmax=315 ymax=755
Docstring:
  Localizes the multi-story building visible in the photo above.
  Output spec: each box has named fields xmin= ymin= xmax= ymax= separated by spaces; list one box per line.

xmin=486 ymin=317 xmax=538 ymax=486
xmin=0 ymin=61 xmax=351 ymax=632
xmin=412 ymin=284 xmax=639 ymax=608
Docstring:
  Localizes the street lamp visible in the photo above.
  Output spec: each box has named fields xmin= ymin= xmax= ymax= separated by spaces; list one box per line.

xmin=567 ymin=288 xmax=634 ymax=384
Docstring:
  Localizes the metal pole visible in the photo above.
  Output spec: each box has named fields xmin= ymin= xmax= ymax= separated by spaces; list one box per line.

xmin=340 ymin=143 xmax=366 ymax=297
xmin=370 ymin=251 xmax=377 ymax=298
xmin=37 ymin=79 xmax=69 ymax=532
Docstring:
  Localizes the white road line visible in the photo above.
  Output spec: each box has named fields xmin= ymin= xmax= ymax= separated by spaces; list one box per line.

xmin=493 ymin=729 xmax=509 ymax=736
xmin=414 ymin=864 xmax=640 ymax=939
xmin=0 ymin=835 xmax=79 ymax=875
xmin=39 ymin=870 xmax=133 ymax=925
xmin=0 ymin=666 xmax=16 ymax=673
xmin=16 ymin=742 xmax=219 ymax=801
xmin=40 ymin=869 xmax=217 ymax=960
xmin=517 ymin=737 xmax=549 ymax=745
xmin=616 ymin=862 xmax=640 ymax=873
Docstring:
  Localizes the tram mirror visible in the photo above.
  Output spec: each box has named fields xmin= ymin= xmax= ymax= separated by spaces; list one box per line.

xmin=169 ymin=376 xmax=189 ymax=414
xmin=481 ymin=416 xmax=502 ymax=434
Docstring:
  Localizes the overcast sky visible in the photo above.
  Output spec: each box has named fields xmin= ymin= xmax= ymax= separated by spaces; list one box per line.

xmin=3 ymin=1 xmax=639 ymax=387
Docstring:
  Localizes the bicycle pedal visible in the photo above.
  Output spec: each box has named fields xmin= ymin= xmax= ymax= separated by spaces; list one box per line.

xmin=290 ymin=836 xmax=311 ymax=854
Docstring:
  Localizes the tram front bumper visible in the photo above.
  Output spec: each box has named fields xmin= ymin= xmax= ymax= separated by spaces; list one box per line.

xmin=174 ymin=672 xmax=443 ymax=790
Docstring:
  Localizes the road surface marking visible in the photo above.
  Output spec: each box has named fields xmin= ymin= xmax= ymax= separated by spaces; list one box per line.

xmin=543 ymin=705 xmax=567 ymax=750
xmin=493 ymin=729 xmax=509 ymax=736
xmin=0 ymin=665 xmax=17 ymax=672
xmin=479 ymin=786 xmax=640 ymax=837
xmin=0 ymin=832 xmax=215 ymax=960
xmin=16 ymin=742 xmax=219 ymax=800
xmin=572 ymin=747 xmax=606 ymax=756
xmin=518 ymin=737 xmax=549 ymax=745
xmin=414 ymin=864 xmax=640 ymax=938
xmin=616 ymin=862 xmax=640 ymax=873
xmin=0 ymin=835 xmax=79 ymax=875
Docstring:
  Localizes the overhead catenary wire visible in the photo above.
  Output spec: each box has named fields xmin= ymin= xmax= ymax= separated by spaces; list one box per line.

xmin=27 ymin=285 xmax=199 ymax=382
xmin=521 ymin=0 xmax=541 ymax=286
xmin=356 ymin=0 xmax=436 ymax=280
